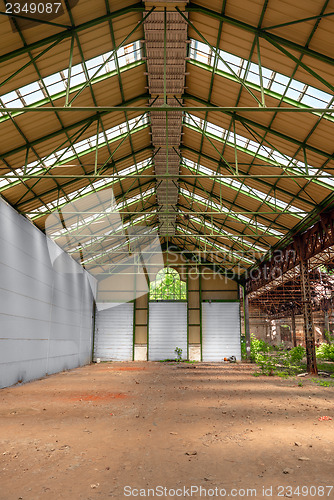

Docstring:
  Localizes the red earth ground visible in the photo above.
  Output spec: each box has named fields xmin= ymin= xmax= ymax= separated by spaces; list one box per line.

xmin=0 ymin=362 xmax=333 ymax=499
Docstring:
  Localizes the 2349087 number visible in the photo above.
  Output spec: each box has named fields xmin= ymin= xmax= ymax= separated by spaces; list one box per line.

xmin=278 ymin=485 xmax=334 ymax=497
xmin=5 ymin=3 xmax=62 ymax=14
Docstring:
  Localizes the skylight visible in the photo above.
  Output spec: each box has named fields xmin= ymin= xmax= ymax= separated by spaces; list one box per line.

xmin=25 ymin=158 xmax=153 ymax=221
xmin=183 ymin=113 xmax=334 ymax=188
xmin=181 ymin=157 xmax=305 ymax=217
xmin=81 ymin=226 xmax=156 ymax=265
xmin=66 ymin=212 xmax=156 ymax=254
xmin=188 ymin=215 xmax=267 ymax=252
xmin=0 ymin=41 xmax=143 ymax=114
xmin=179 ymin=186 xmax=283 ymax=237
xmin=0 ymin=114 xmax=149 ymax=192
xmin=189 ymin=39 xmax=334 ymax=112
xmin=177 ymin=226 xmax=255 ymax=265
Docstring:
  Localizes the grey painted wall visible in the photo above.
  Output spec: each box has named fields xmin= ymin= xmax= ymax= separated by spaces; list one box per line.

xmin=0 ymin=198 xmax=95 ymax=389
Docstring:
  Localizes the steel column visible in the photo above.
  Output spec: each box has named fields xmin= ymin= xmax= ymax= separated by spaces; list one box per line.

xmin=291 ymin=308 xmax=297 ymax=347
xmin=299 ymin=259 xmax=317 ymax=374
xmin=324 ymin=310 xmax=330 ymax=343
xmin=243 ymin=287 xmax=251 ymax=360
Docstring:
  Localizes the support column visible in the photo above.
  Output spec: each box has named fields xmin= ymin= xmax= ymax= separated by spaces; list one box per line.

xmin=243 ymin=288 xmax=251 ymax=360
xmin=300 ymin=259 xmax=317 ymax=374
xmin=324 ymin=309 xmax=330 ymax=343
xmin=291 ymin=308 xmax=297 ymax=347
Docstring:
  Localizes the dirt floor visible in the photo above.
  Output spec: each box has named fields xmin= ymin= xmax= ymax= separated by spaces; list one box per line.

xmin=0 ymin=362 xmax=333 ymax=500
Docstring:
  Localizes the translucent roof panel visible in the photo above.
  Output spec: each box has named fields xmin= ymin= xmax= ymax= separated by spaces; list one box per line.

xmin=189 ymin=39 xmax=334 ymax=115
xmin=0 ymin=41 xmax=143 ymax=116
xmin=184 ymin=113 xmax=334 ymax=188
xmin=0 ymin=114 xmax=149 ymax=193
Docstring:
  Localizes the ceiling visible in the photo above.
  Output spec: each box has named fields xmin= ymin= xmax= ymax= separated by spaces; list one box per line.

xmin=1 ymin=0 xmax=334 ymax=295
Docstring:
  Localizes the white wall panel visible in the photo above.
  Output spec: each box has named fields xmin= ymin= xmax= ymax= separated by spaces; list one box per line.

xmin=0 ymin=199 xmax=94 ymax=388
xmin=202 ymin=302 xmax=241 ymax=361
xmin=149 ymin=302 xmax=187 ymax=360
xmin=94 ymin=303 xmax=133 ymax=361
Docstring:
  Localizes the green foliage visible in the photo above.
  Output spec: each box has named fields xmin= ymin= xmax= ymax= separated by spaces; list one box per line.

xmin=311 ymin=378 xmax=334 ymax=387
xmin=316 ymin=332 xmax=334 ymax=361
xmin=241 ymin=337 xmax=246 ymax=359
xmin=289 ymin=345 xmax=306 ymax=362
xmin=324 ymin=330 xmax=334 ymax=343
xmin=316 ymin=344 xmax=334 ymax=361
xmin=249 ymin=334 xmax=270 ymax=363
xmin=174 ymin=347 xmax=183 ymax=361
xmin=298 ymin=381 xmax=303 ymax=387
xmin=150 ymin=268 xmax=187 ymax=301
xmin=249 ymin=334 xmax=305 ymax=376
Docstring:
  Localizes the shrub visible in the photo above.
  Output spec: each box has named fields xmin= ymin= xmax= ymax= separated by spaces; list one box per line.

xmin=316 ymin=343 xmax=334 ymax=361
xmin=250 ymin=334 xmax=270 ymax=363
xmin=174 ymin=347 xmax=183 ymax=361
xmin=316 ymin=331 xmax=334 ymax=361
xmin=249 ymin=334 xmax=305 ymax=376
xmin=289 ymin=345 xmax=306 ymax=362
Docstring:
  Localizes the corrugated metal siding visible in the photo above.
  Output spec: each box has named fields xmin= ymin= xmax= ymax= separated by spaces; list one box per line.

xmin=148 ymin=302 xmax=187 ymax=360
xmin=0 ymin=199 xmax=94 ymax=389
xmin=94 ymin=303 xmax=133 ymax=361
xmin=202 ymin=302 xmax=241 ymax=361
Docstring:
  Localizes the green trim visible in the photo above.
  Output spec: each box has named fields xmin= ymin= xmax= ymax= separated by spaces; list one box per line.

xmin=132 ymin=300 xmax=136 ymax=362
xmin=146 ymin=295 xmax=149 ymax=361
xmin=186 ymin=268 xmax=189 ymax=360
xmin=201 ymin=299 xmax=240 ymax=302
xmin=199 ymin=264 xmax=202 ymax=362
xmin=239 ymin=288 xmax=243 ymax=358
xmin=132 ymin=270 xmax=137 ymax=361
xmin=91 ymin=300 xmax=97 ymax=362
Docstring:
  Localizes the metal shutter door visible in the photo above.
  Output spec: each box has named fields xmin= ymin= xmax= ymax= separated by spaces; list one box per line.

xmin=149 ymin=303 xmax=187 ymax=360
xmin=202 ymin=302 xmax=241 ymax=361
xmin=94 ymin=303 xmax=133 ymax=361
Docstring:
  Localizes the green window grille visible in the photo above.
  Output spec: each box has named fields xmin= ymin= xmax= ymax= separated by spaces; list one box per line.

xmin=149 ymin=267 xmax=187 ymax=301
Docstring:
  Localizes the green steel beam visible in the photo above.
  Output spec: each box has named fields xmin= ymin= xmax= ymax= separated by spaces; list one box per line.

xmin=180 ymin=146 xmax=322 ymax=206
xmin=0 ymin=94 xmax=150 ymax=160
xmin=263 ymin=11 xmax=334 ymax=30
xmin=185 ymin=3 xmax=334 ymax=67
xmin=2 ymin=106 xmax=334 ymax=114
xmin=0 ymin=3 xmax=146 ymax=64
xmin=177 ymin=7 xmax=262 ymax=106
xmin=182 ymin=93 xmax=334 ymax=161
xmin=264 ymin=35 xmax=334 ymax=94
xmin=29 ymin=180 xmax=156 ymax=221
xmin=25 ymin=209 xmax=306 ymax=216
xmin=0 ymin=37 xmax=62 ymax=89
xmin=0 ymin=10 xmax=70 ymax=29
xmin=68 ymin=6 xmax=155 ymax=106
xmin=1 ymin=173 xmax=332 ymax=180
xmin=238 ymin=0 xmax=334 ymax=273
xmin=179 ymin=179 xmax=289 ymax=232
xmin=176 ymin=215 xmax=268 ymax=254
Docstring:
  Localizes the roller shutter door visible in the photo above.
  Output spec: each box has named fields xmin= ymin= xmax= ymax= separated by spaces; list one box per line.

xmin=202 ymin=302 xmax=241 ymax=361
xmin=94 ymin=303 xmax=133 ymax=361
xmin=149 ymin=302 xmax=187 ymax=360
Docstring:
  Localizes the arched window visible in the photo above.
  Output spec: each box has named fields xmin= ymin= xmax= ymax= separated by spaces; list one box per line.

xmin=149 ymin=267 xmax=187 ymax=301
